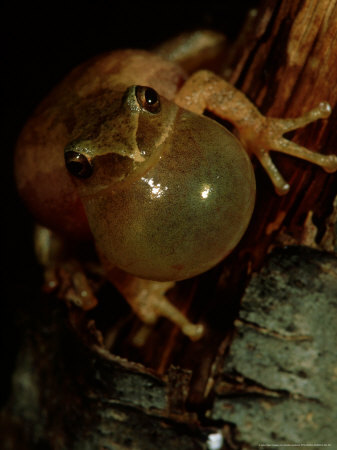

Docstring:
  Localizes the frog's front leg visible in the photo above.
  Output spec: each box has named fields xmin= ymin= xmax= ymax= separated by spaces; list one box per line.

xmin=175 ymin=70 xmax=337 ymax=194
xmin=35 ymin=225 xmax=99 ymax=310
xmin=106 ymin=267 xmax=204 ymax=342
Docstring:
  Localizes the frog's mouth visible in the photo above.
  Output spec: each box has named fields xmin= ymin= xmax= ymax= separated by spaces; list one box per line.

xmin=64 ymin=128 xmax=175 ymax=198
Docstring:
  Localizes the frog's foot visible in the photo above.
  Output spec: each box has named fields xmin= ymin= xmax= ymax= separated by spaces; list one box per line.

xmin=35 ymin=225 xmax=98 ymax=311
xmin=242 ymin=102 xmax=337 ymax=195
xmin=131 ymin=280 xmax=204 ymax=342
xmin=43 ymin=260 xmax=98 ymax=311
xmin=110 ymin=273 xmax=204 ymax=343
xmin=137 ymin=282 xmax=204 ymax=338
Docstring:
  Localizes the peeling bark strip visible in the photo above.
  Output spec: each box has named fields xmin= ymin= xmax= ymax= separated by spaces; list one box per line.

xmin=2 ymin=1 xmax=337 ymax=449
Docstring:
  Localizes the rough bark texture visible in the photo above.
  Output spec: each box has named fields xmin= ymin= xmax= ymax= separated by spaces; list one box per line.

xmin=2 ymin=246 xmax=337 ymax=449
xmin=212 ymin=246 xmax=337 ymax=447
xmin=3 ymin=1 xmax=337 ymax=449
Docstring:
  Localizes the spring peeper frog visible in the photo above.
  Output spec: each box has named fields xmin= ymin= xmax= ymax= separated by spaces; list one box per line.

xmin=15 ymin=31 xmax=337 ymax=341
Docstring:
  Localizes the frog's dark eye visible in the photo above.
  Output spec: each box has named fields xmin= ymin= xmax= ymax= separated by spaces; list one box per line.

xmin=136 ymin=86 xmax=161 ymax=114
xmin=65 ymin=151 xmax=93 ymax=178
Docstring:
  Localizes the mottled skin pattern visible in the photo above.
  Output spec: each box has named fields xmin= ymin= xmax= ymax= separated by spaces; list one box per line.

xmin=14 ymin=33 xmax=337 ymax=340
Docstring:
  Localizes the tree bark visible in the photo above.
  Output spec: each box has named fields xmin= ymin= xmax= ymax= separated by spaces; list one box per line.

xmin=212 ymin=246 xmax=337 ymax=447
xmin=2 ymin=1 xmax=337 ymax=449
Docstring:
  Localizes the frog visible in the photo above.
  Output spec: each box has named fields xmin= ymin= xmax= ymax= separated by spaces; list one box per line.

xmin=14 ymin=30 xmax=337 ymax=342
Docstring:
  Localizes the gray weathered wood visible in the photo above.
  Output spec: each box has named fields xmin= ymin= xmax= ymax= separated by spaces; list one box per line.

xmin=211 ymin=246 xmax=337 ymax=448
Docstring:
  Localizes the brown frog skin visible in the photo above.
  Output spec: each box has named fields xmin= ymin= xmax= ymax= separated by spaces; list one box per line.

xmin=14 ymin=31 xmax=337 ymax=341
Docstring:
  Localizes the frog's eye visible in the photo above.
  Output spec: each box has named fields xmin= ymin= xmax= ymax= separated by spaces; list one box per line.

xmin=64 ymin=151 xmax=93 ymax=178
xmin=135 ymin=86 xmax=161 ymax=114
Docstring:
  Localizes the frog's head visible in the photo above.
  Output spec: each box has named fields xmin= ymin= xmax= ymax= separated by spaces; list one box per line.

xmin=64 ymin=85 xmax=255 ymax=281
xmin=64 ymin=85 xmax=178 ymax=195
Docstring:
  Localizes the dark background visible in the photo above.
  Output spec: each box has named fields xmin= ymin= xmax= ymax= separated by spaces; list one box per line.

xmin=2 ymin=1 xmax=259 ymax=406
